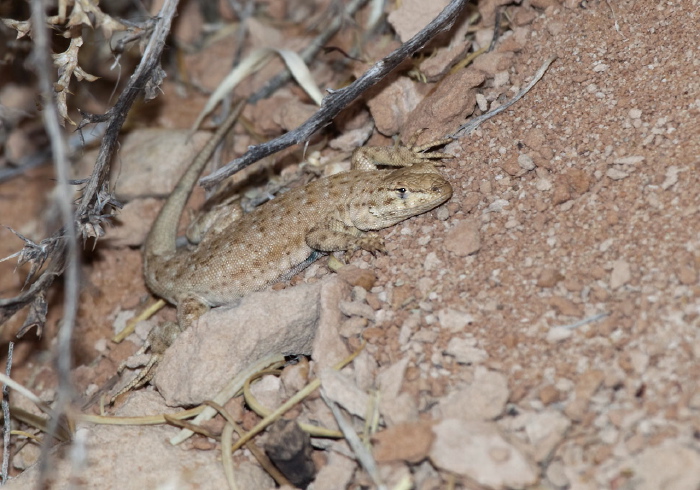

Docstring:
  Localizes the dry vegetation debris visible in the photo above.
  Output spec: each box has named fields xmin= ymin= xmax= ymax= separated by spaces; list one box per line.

xmin=0 ymin=0 xmax=699 ymax=488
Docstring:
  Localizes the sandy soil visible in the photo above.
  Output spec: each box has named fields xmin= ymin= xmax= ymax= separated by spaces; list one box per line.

xmin=0 ymin=0 xmax=698 ymax=488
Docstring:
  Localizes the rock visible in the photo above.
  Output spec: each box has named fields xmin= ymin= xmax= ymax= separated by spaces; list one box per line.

xmin=377 ymin=358 xmax=419 ymax=425
xmin=381 ymin=391 xmax=419 ymax=426
xmin=6 ymin=392 xmax=232 ymax=488
xmin=155 ymin=279 xmax=325 ymax=406
xmin=437 ymin=367 xmax=509 ymax=421
xmin=233 ymin=462 xmax=277 ymax=490
xmin=312 ymin=451 xmax=356 ymax=490
xmin=523 ymin=128 xmax=547 ymax=155
xmin=546 ymin=326 xmax=573 ymax=343
xmin=329 ymin=121 xmax=374 ymax=153
xmin=613 ymin=156 xmax=645 ymax=165
xmin=566 ymin=167 xmax=591 ymax=195
xmin=437 ymin=308 xmax=475 ymax=332
xmin=524 ymin=410 xmax=571 ymax=462
xmin=387 ymin=0 xmax=449 ymax=41
xmin=366 ymin=77 xmax=422 ymax=136
xmin=479 ymin=0 xmax=519 ymax=25
xmin=312 ymin=277 xmax=352 ymax=371
xmin=471 ymin=52 xmax=515 ymax=76
xmin=372 ymin=420 xmax=434 ymax=463
xmin=444 ymin=337 xmax=489 ymax=364
xmin=531 ymin=0 xmax=560 ymax=7
xmin=377 ymin=358 xmax=409 ymax=401
xmin=280 ymin=359 xmax=310 ymax=397
xmin=430 ymin=419 xmax=538 ymax=489
xmin=113 ymin=129 xmax=210 ymax=201
xmin=551 ymin=181 xmax=571 ymax=205
xmin=319 ymin=369 xmax=369 ymax=418
xmin=105 ymin=198 xmax=160 ymax=248
xmin=564 ymin=370 xmax=604 ymax=421
xmin=500 ymin=158 xmax=524 ymax=177
xmin=676 ymin=264 xmax=698 ymax=285
xmin=403 ymin=69 xmax=484 ymax=139
xmin=336 ymin=265 xmax=377 ymax=290
xmin=421 ymin=37 xmax=472 ymax=80
xmin=518 ymin=154 xmax=536 ymax=171
xmin=272 ymin=100 xmax=318 ymax=132
xmin=549 ymin=296 xmax=583 ymax=317
xmin=444 ymin=219 xmax=482 ymax=256
xmin=538 ymin=384 xmax=562 ymax=405
xmin=536 ymin=268 xmax=564 ymax=288
xmin=610 ymin=260 xmax=632 ymax=289
xmin=606 ymin=168 xmax=629 ymax=180
xmin=338 ymin=300 xmax=375 ymax=321
xmin=629 ymin=441 xmax=700 ymax=489
xmin=545 ymin=459 xmax=569 ymax=487
xmin=249 ymin=374 xmax=283 ymax=412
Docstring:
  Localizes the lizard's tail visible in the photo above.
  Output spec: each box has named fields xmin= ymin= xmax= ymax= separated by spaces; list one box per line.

xmin=144 ymin=100 xmax=245 ymax=258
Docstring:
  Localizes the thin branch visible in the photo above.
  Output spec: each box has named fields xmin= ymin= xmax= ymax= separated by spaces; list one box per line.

xmin=29 ymin=0 xmax=80 ymax=484
xmin=0 ymin=0 xmax=181 ymax=330
xmin=320 ymin=386 xmax=385 ymax=490
xmin=199 ymin=0 xmax=470 ymax=189
xmin=20 ymin=0 xmax=181 ymax=484
xmin=248 ymin=0 xmax=370 ymax=105
xmin=554 ymin=312 xmax=610 ymax=331
xmin=448 ymin=56 xmax=557 ymax=139
xmin=1 ymin=342 xmax=14 ymax=486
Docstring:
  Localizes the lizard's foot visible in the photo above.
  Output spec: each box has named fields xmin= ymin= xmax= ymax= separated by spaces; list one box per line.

xmin=357 ymin=233 xmax=387 ymax=254
xmin=344 ymin=233 xmax=386 ymax=261
xmin=404 ymin=129 xmax=454 ymax=161
xmin=351 ymin=130 xmax=453 ymax=170
xmin=111 ymin=321 xmax=183 ymax=403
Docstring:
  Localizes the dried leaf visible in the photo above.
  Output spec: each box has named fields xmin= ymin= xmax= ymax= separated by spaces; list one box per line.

xmin=1 ymin=227 xmax=59 ymax=287
xmin=144 ymin=65 xmax=167 ymax=101
xmin=192 ymin=48 xmax=324 ymax=131
xmin=52 ymin=36 xmax=98 ymax=126
xmin=67 ymin=0 xmax=94 ymax=28
xmin=1 ymin=18 xmax=32 ymax=38
xmin=17 ymin=293 xmax=48 ymax=338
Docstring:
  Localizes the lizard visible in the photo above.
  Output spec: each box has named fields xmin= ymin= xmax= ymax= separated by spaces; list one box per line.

xmin=114 ymin=99 xmax=454 ymax=399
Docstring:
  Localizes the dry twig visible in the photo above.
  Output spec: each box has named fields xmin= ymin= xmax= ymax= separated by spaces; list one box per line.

xmin=0 ymin=0 xmax=181 ymax=335
xmin=199 ymin=0 xmax=471 ymax=189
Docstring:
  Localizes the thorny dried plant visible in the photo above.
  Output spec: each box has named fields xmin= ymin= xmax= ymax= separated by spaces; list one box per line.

xmin=2 ymin=0 xmax=127 ymax=126
xmin=0 ymin=0 xmax=174 ymax=335
xmin=0 ymin=227 xmax=60 ymax=288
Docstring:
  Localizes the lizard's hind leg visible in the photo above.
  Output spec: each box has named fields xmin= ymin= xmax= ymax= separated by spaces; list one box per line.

xmin=111 ymin=296 xmax=209 ymax=403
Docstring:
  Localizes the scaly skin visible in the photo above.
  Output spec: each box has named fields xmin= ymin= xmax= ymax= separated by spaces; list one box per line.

xmin=115 ymin=118 xmax=453 ymax=399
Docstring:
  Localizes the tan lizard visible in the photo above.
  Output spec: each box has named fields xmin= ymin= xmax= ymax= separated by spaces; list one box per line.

xmin=115 ymin=101 xmax=453 ymax=397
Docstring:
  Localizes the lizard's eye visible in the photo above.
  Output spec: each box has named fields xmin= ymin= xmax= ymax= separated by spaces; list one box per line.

xmin=395 ymin=187 xmax=407 ymax=195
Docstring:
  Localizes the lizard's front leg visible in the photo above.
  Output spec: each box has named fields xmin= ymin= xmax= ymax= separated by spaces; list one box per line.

xmin=306 ymin=220 xmax=386 ymax=256
xmin=112 ymin=295 xmax=209 ymax=402
xmin=351 ymin=130 xmax=453 ymax=170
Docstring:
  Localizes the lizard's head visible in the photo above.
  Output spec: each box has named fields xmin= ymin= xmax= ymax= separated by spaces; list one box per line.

xmin=367 ymin=164 xmax=453 ymax=227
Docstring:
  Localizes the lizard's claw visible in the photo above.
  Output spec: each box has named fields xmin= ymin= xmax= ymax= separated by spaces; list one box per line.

xmin=111 ymin=352 xmax=162 ymax=403
xmin=344 ymin=234 xmax=386 ymax=261
xmin=358 ymin=234 xmax=387 ymax=254
xmin=403 ymin=129 xmax=454 ymax=163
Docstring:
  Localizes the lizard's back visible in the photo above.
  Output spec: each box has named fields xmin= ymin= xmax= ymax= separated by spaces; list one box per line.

xmin=144 ymin=170 xmax=376 ymax=306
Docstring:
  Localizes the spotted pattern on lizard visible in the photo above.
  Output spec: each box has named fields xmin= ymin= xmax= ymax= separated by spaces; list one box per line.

xmin=115 ymin=103 xmax=453 ymax=398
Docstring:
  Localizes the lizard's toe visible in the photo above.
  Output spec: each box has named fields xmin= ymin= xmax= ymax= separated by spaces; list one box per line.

xmin=357 ymin=234 xmax=386 ymax=254
xmin=111 ymin=321 xmax=182 ymax=404
xmin=111 ymin=352 xmax=162 ymax=403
